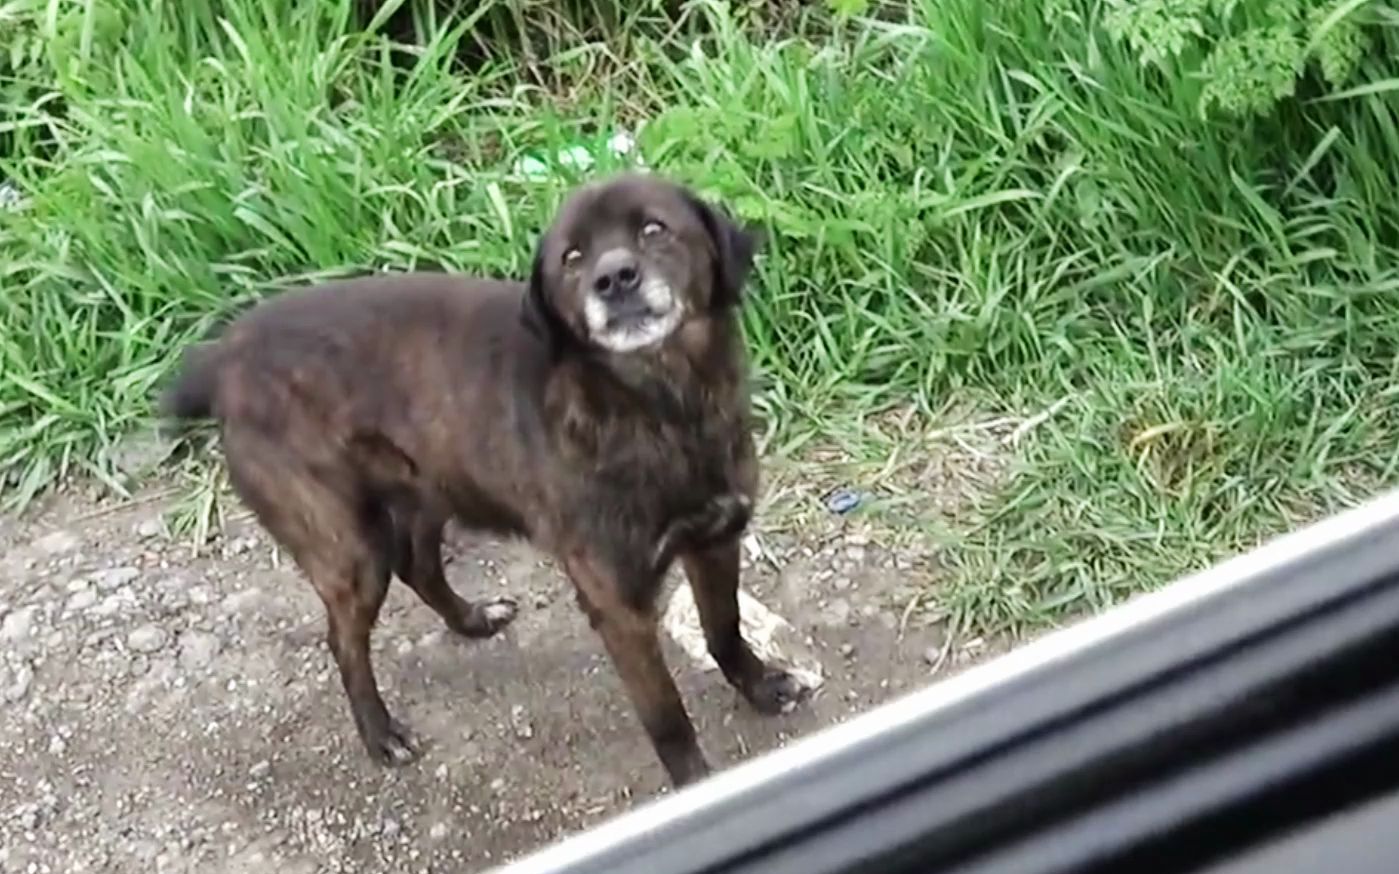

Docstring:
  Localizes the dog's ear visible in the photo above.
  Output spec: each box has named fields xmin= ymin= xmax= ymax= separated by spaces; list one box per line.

xmin=687 ymin=193 xmax=763 ymax=308
xmin=520 ymin=247 xmax=570 ymax=358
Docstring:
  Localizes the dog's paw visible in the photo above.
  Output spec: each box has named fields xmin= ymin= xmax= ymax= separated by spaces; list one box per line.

xmin=365 ymin=718 xmax=420 ymax=767
xmin=457 ymin=597 xmax=519 ymax=638
xmin=744 ymin=668 xmax=813 ymax=716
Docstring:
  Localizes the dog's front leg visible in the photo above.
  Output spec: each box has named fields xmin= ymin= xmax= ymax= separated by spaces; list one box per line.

xmin=564 ymin=551 xmax=710 ymax=788
xmin=682 ymin=539 xmax=811 ymax=715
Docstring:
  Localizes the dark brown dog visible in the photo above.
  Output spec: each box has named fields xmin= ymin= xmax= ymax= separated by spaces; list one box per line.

xmin=160 ymin=173 xmax=809 ymax=786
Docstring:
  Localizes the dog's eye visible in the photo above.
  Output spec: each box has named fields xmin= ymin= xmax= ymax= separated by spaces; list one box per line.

xmin=640 ymin=220 xmax=667 ymax=240
xmin=562 ymin=248 xmax=583 ymax=269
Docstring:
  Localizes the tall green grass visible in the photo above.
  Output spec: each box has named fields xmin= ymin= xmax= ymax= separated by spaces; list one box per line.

xmin=2 ymin=0 xmax=1397 ymax=633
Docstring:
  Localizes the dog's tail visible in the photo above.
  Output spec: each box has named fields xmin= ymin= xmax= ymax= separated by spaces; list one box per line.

xmin=159 ymin=340 xmax=223 ymax=437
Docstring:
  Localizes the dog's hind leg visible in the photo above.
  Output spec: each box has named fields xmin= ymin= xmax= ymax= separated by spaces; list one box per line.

xmin=223 ymin=428 xmax=416 ymax=765
xmin=310 ymin=542 xmax=415 ymax=764
xmin=389 ymin=507 xmax=517 ymax=638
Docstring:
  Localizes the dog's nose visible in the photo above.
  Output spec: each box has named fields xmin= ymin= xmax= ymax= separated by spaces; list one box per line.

xmin=591 ymin=249 xmax=641 ymax=299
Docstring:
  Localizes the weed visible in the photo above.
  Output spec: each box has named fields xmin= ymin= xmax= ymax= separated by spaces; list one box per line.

xmin=2 ymin=0 xmax=1397 ymax=637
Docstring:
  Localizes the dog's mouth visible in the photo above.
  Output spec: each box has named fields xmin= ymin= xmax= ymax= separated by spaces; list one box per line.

xmin=585 ymin=278 xmax=685 ymax=353
xmin=605 ymin=297 xmax=663 ymax=331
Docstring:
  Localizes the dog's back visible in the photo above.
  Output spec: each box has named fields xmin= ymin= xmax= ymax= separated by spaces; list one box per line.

xmin=162 ymin=273 xmax=528 ymax=434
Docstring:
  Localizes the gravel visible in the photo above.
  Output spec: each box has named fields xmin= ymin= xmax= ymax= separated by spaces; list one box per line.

xmin=127 ymin=624 xmax=170 ymax=654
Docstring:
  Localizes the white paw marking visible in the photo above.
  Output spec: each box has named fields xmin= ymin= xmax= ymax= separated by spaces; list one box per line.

xmin=482 ymin=601 xmax=518 ymax=623
xmin=383 ymin=735 xmax=417 ymax=765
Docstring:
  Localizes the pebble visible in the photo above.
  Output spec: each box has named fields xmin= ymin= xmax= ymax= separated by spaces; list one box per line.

xmin=127 ymin=624 xmax=169 ymax=654
xmin=1 ymin=606 xmax=37 ymax=643
xmin=510 ymin=705 xmax=534 ymax=740
xmin=226 ymin=537 xmax=256 ymax=557
xmin=429 ymin=822 xmax=450 ymax=841
xmin=91 ymin=592 xmax=136 ymax=619
xmin=221 ymin=588 xmax=265 ymax=614
xmin=249 ymin=760 xmax=271 ymax=779
xmin=822 ymin=599 xmax=851 ymax=626
xmin=178 ymin=631 xmax=221 ymax=670
xmin=33 ymin=530 xmax=78 ymax=555
xmin=136 ymin=519 xmax=163 ymax=540
xmin=128 ymin=656 xmax=151 ymax=678
xmin=65 ymin=589 xmax=97 ymax=613
xmin=3 ymin=663 xmax=34 ymax=703
xmin=93 ymin=567 xmax=140 ymax=591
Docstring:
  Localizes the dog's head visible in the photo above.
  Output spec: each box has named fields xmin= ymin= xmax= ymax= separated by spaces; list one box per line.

xmin=522 ymin=173 xmax=761 ymax=356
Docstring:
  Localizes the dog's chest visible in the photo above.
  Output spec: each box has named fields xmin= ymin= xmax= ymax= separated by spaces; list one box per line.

xmin=596 ymin=410 xmax=736 ymax=497
xmin=547 ymin=354 xmax=751 ymax=522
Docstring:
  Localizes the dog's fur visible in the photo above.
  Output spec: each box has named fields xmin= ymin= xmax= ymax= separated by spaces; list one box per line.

xmin=160 ymin=173 xmax=807 ymax=786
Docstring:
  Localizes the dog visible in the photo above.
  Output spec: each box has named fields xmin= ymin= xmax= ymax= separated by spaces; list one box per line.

xmin=159 ymin=172 xmax=809 ymax=787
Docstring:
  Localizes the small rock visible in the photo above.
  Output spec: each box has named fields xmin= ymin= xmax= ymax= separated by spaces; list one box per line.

xmin=221 ymin=588 xmax=266 ymax=614
xmin=136 ymin=519 xmax=163 ymax=540
xmin=831 ymin=576 xmax=852 ymax=592
xmin=178 ymin=631 xmax=221 ymax=670
xmin=13 ymin=803 xmax=39 ymax=830
xmin=380 ymin=818 xmax=400 ymax=839
xmin=127 ymin=624 xmax=169 ymax=654
xmin=93 ymin=567 xmax=140 ymax=591
xmin=839 ymin=643 xmax=856 ymax=659
xmin=822 ymin=599 xmax=851 ymax=627
xmin=47 ymin=735 xmax=67 ymax=756
xmin=249 ymin=760 xmax=271 ymax=779
xmin=33 ymin=530 xmax=78 ymax=555
xmin=91 ymin=591 xmax=137 ymax=619
xmin=510 ymin=705 xmax=534 ymax=740
xmin=65 ymin=589 xmax=97 ymax=613
xmin=923 ymin=646 xmax=943 ymax=667
xmin=0 ymin=606 xmax=36 ymax=644
xmin=429 ymin=822 xmax=450 ymax=841
xmin=3 ymin=663 xmax=34 ymax=703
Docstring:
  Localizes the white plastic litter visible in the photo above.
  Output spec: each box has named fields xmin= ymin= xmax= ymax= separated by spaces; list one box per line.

xmin=662 ymin=583 xmax=825 ymax=694
xmin=509 ymin=129 xmax=643 ymax=181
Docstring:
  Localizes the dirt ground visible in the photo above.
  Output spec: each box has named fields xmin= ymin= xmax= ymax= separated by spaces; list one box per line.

xmin=0 ymin=462 xmax=998 ymax=874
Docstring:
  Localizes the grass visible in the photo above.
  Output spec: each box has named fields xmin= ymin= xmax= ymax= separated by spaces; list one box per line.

xmin=3 ymin=0 xmax=1398 ymax=637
